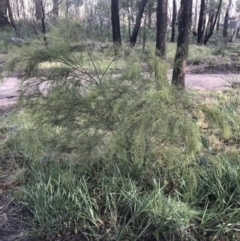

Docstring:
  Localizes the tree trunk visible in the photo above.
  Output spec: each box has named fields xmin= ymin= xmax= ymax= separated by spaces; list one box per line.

xmin=194 ymin=0 xmax=198 ymax=31
xmin=204 ymin=10 xmax=214 ymax=42
xmin=216 ymin=10 xmax=221 ymax=31
xmin=223 ymin=0 xmax=232 ymax=38
xmin=230 ymin=15 xmax=240 ymax=42
xmin=16 ymin=0 xmax=20 ymax=18
xmin=148 ymin=2 xmax=153 ymax=28
xmin=156 ymin=0 xmax=168 ymax=59
xmin=172 ymin=0 xmax=192 ymax=87
xmin=6 ymin=0 xmax=17 ymax=34
xmin=52 ymin=0 xmax=59 ymax=17
xmin=170 ymin=0 xmax=177 ymax=42
xmin=111 ymin=0 xmax=121 ymax=45
xmin=197 ymin=0 xmax=205 ymax=43
xmin=130 ymin=0 xmax=148 ymax=46
xmin=143 ymin=13 xmax=147 ymax=50
xmin=20 ymin=0 xmax=26 ymax=19
xmin=0 ymin=0 xmax=10 ymax=28
xmin=7 ymin=0 xmax=18 ymax=35
xmin=203 ymin=0 xmax=223 ymax=45
xmin=35 ymin=0 xmax=42 ymax=20
xmin=128 ymin=7 xmax=131 ymax=40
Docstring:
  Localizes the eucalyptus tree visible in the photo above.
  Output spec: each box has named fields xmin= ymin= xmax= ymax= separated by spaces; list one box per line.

xmin=230 ymin=1 xmax=240 ymax=42
xmin=156 ymin=0 xmax=168 ymax=59
xmin=230 ymin=15 xmax=240 ymax=41
xmin=223 ymin=0 xmax=233 ymax=38
xmin=65 ymin=0 xmax=83 ymax=18
xmin=6 ymin=0 xmax=17 ymax=33
xmin=203 ymin=0 xmax=223 ymax=44
xmin=130 ymin=0 xmax=148 ymax=46
xmin=120 ymin=0 xmax=136 ymax=40
xmin=170 ymin=0 xmax=177 ymax=42
xmin=147 ymin=0 xmax=155 ymax=28
xmin=111 ymin=0 xmax=121 ymax=45
xmin=0 ymin=0 xmax=10 ymax=28
xmin=197 ymin=0 xmax=206 ymax=43
xmin=172 ymin=0 xmax=192 ymax=87
xmin=52 ymin=0 xmax=59 ymax=17
xmin=194 ymin=0 xmax=199 ymax=31
xmin=35 ymin=0 xmax=43 ymax=20
xmin=95 ymin=0 xmax=111 ymax=37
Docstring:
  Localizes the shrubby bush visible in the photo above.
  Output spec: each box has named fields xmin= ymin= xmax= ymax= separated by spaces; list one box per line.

xmin=3 ymin=26 xmax=240 ymax=240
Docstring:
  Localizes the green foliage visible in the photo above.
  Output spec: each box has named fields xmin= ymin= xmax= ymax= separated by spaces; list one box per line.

xmin=19 ymin=163 xmax=198 ymax=240
xmin=3 ymin=26 xmax=240 ymax=241
xmin=202 ymin=96 xmax=240 ymax=141
xmin=0 ymin=28 xmax=15 ymax=53
xmin=6 ymin=31 xmax=202 ymax=167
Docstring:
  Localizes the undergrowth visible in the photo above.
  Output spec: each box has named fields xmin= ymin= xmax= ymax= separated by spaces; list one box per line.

xmin=1 ymin=26 xmax=240 ymax=241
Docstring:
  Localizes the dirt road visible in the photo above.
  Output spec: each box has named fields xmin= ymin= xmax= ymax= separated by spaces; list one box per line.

xmin=0 ymin=72 xmax=237 ymax=108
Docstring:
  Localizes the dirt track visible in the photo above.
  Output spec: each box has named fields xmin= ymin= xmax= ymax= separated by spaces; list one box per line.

xmin=0 ymin=77 xmax=19 ymax=108
xmin=0 ymin=71 xmax=239 ymax=108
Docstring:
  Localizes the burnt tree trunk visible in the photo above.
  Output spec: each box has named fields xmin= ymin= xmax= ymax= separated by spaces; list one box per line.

xmin=156 ymin=0 xmax=168 ymax=59
xmin=172 ymin=0 xmax=192 ymax=87
xmin=170 ymin=0 xmax=177 ymax=42
xmin=111 ymin=0 xmax=121 ymax=45
xmin=130 ymin=0 xmax=148 ymax=46
xmin=0 ymin=0 xmax=10 ymax=28
xmin=197 ymin=0 xmax=205 ymax=43
xmin=203 ymin=0 xmax=223 ymax=45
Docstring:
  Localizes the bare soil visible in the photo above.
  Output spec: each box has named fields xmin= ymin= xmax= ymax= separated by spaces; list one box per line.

xmin=1 ymin=66 xmax=238 ymax=107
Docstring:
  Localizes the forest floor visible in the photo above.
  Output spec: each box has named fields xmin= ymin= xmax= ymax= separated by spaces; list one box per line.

xmin=0 ymin=50 xmax=240 ymax=240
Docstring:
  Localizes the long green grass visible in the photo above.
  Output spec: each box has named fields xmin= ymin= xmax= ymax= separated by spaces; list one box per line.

xmin=1 ymin=24 xmax=240 ymax=241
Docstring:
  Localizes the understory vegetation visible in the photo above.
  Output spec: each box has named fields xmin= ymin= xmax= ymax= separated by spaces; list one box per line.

xmin=2 ymin=22 xmax=240 ymax=241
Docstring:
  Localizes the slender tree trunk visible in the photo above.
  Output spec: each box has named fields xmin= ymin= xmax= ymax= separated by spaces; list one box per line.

xmin=148 ymin=2 xmax=153 ymax=28
xmin=6 ymin=0 xmax=17 ymax=34
xmin=111 ymin=0 xmax=121 ymax=45
xmin=223 ymin=0 xmax=232 ymax=38
xmin=143 ymin=13 xmax=147 ymax=50
xmin=194 ymin=0 xmax=198 ymax=31
xmin=16 ymin=0 xmax=20 ymax=18
xmin=20 ymin=0 xmax=26 ymax=19
xmin=0 ymin=0 xmax=10 ymax=28
xmin=35 ymin=0 xmax=42 ymax=20
xmin=156 ymin=0 xmax=168 ymax=59
xmin=130 ymin=0 xmax=148 ymax=46
xmin=203 ymin=0 xmax=223 ymax=45
xmin=197 ymin=0 xmax=205 ymax=43
xmin=172 ymin=0 xmax=192 ymax=87
xmin=230 ymin=15 xmax=240 ymax=42
xmin=52 ymin=0 xmax=59 ymax=17
xmin=216 ymin=10 xmax=221 ymax=31
xmin=170 ymin=0 xmax=177 ymax=42
xmin=35 ymin=0 xmax=47 ymax=45
xmin=128 ymin=6 xmax=131 ymax=40
xmin=204 ymin=10 xmax=214 ymax=42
